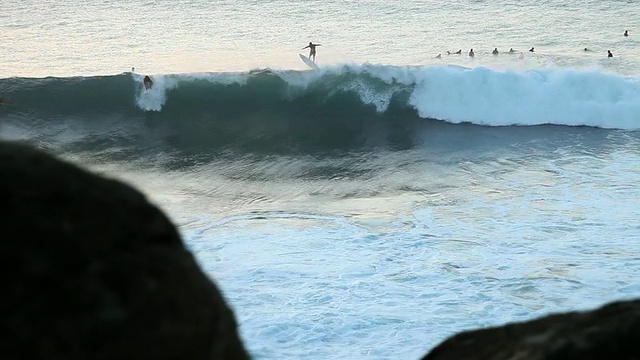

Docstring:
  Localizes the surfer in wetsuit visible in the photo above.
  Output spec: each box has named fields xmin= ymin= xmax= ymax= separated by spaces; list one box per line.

xmin=143 ymin=75 xmax=153 ymax=90
xmin=608 ymin=50 xmax=613 ymax=58
xmin=624 ymin=30 xmax=629 ymax=37
xmin=529 ymin=47 xmax=535 ymax=52
xmin=302 ymin=42 xmax=321 ymax=61
xmin=492 ymin=48 xmax=499 ymax=55
xmin=469 ymin=48 xmax=475 ymax=57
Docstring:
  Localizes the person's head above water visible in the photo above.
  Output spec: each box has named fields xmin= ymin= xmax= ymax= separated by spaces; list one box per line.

xmin=143 ymin=75 xmax=153 ymax=89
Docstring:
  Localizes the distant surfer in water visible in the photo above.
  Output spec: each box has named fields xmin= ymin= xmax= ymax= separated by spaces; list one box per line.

xmin=447 ymin=49 xmax=462 ymax=55
xmin=435 ymin=53 xmax=442 ymax=58
xmin=509 ymin=48 xmax=515 ymax=53
xmin=624 ymin=30 xmax=629 ymax=37
xmin=608 ymin=50 xmax=613 ymax=58
xmin=143 ymin=75 xmax=153 ymax=90
xmin=492 ymin=48 xmax=499 ymax=55
xmin=529 ymin=47 xmax=535 ymax=52
xmin=468 ymin=48 xmax=475 ymax=57
xmin=302 ymin=42 xmax=321 ymax=61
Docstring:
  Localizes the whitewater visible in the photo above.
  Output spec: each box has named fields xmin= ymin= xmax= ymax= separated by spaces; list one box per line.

xmin=2 ymin=0 xmax=640 ymax=359
xmin=136 ymin=65 xmax=640 ymax=128
xmin=3 ymin=65 xmax=639 ymax=129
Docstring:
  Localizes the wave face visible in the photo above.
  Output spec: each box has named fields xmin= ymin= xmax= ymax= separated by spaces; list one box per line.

xmin=2 ymin=65 xmax=640 ymax=129
xmin=1 ymin=64 xmax=639 ymax=158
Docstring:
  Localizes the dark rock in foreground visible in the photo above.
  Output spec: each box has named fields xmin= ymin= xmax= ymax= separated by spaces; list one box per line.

xmin=423 ymin=299 xmax=640 ymax=360
xmin=3 ymin=140 xmax=639 ymax=360
xmin=2 ymin=142 xmax=249 ymax=360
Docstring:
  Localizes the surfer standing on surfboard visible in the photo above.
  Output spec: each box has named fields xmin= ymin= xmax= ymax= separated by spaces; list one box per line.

xmin=143 ymin=75 xmax=153 ymax=90
xmin=302 ymin=42 xmax=321 ymax=61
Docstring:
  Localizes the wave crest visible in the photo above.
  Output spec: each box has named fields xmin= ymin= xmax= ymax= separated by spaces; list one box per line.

xmin=2 ymin=64 xmax=639 ymax=129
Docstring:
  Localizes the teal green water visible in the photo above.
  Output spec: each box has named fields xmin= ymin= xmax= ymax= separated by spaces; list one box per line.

xmin=2 ymin=1 xmax=640 ymax=359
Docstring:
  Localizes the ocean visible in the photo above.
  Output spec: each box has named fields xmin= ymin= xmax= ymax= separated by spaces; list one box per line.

xmin=2 ymin=0 xmax=640 ymax=358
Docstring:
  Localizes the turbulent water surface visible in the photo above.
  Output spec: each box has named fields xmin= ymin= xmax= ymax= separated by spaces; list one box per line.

xmin=2 ymin=0 xmax=640 ymax=359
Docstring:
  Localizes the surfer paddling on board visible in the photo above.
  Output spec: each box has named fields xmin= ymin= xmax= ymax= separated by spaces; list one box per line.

xmin=143 ymin=75 xmax=153 ymax=90
xmin=302 ymin=42 xmax=321 ymax=61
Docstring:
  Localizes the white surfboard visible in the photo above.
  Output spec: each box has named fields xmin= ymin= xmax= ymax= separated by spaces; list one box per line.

xmin=299 ymin=53 xmax=320 ymax=70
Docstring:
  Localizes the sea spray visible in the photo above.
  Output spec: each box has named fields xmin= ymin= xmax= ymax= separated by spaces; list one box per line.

xmin=1 ymin=65 xmax=639 ymax=129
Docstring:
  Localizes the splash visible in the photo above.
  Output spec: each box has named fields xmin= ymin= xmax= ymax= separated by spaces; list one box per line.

xmin=2 ymin=64 xmax=639 ymax=129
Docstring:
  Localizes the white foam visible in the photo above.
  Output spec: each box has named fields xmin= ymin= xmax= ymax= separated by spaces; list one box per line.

xmin=406 ymin=66 xmax=640 ymax=129
xmin=291 ymin=64 xmax=640 ymax=129
xmin=133 ymin=72 xmax=250 ymax=111
xmin=133 ymin=65 xmax=640 ymax=129
xmin=134 ymin=75 xmax=176 ymax=112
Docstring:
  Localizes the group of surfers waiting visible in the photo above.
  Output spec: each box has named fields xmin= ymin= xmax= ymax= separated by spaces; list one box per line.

xmin=133 ymin=32 xmax=629 ymax=91
xmin=436 ymin=47 xmax=534 ymax=58
xmin=435 ymin=30 xmax=630 ymax=59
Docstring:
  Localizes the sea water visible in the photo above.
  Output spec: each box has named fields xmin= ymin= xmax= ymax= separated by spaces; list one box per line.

xmin=1 ymin=1 xmax=640 ymax=359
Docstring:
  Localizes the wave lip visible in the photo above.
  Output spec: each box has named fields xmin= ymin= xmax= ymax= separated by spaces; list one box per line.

xmin=1 ymin=64 xmax=639 ymax=130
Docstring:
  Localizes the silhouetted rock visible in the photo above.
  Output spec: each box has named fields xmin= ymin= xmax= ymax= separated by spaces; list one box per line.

xmin=2 ymin=142 xmax=249 ymax=360
xmin=423 ymin=299 xmax=640 ymax=360
xmin=6 ymin=141 xmax=639 ymax=360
